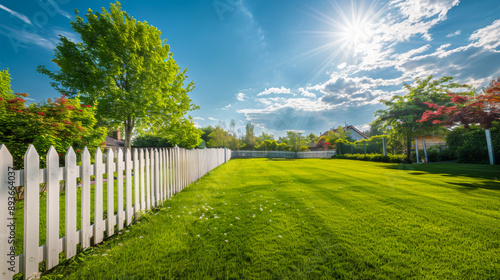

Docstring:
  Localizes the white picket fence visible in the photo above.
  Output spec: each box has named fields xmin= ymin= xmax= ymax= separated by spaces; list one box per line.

xmin=0 ymin=144 xmax=231 ymax=280
xmin=231 ymin=150 xmax=336 ymax=159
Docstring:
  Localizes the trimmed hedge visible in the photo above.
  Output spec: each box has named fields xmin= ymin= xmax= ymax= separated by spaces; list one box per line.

xmin=332 ymin=153 xmax=411 ymax=164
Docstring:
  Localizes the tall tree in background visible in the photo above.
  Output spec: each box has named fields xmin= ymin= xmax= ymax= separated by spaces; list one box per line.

xmin=375 ymin=76 xmax=469 ymax=161
xmin=284 ymin=131 xmax=308 ymax=152
xmin=245 ymin=122 xmax=256 ymax=149
xmin=38 ymin=2 xmax=198 ymax=149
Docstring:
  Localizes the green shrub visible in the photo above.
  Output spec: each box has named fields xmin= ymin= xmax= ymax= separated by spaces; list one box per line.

xmin=332 ymin=153 xmax=407 ymax=163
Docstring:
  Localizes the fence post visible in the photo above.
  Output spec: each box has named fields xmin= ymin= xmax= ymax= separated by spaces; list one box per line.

xmin=415 ymin=139 xmax=420 ymax=163
xmin=0 ymin=145 xmax=15 ymax=280
xmin=485 ymin=129 xmax=495 ymax=165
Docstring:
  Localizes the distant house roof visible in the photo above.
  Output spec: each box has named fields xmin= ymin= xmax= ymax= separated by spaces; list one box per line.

xmin=105 ymin=136 xmax=125 ymax=147
xmin=320 ymin=125 xmax=369 ymax=140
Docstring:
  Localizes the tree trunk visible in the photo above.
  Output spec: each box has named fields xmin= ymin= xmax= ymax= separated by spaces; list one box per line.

xmin=124 ymin=117 xmax=135 ymax=150
xmin=406 ymin=131 xmax=412 ymax=163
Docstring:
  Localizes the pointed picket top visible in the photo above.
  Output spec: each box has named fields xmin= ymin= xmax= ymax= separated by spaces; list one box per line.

xmin=0 ymin=144 xmax=12 ymax=157
xmin=106 ymin=147 xmax=114 ymax=158
xmin=133 ymin=148 xmax=138 ymax=161
xmin=95 ymin=147 xmax=103 ymax=159
xmin=125 ymin=148 xmax=131 ymax=162
xmin=65 ymin=146 xmax=76 ymax=162
xmin=117 ymin=148 xmax=124 ymax=159
xmin=25 ymin=144 xmax=39 ymax=159
xmin=47 ymin=146 xmax=59 ymax=162
xmin=82 ymin=147 xmax=91 ymax=163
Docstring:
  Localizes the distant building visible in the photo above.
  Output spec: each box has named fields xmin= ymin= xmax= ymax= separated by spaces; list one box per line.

xmin=413 ymin=135 xmax=446 ymax=150
xmin=103 ymin=129 xmax=125 ymax=153
xmin=310 ymin=125 xmax=368 ymax=150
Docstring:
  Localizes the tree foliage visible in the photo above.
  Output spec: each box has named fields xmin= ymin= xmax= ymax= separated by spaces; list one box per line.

xmin=1 ymin=89 xmax=106 ymax=169
xmin=374 ymin=76 xmax=468 ymax=161
xmin=419 ymin=76 xmax=500 ymax=129
xmin=37 ymin=2 xmax=199 ymax=149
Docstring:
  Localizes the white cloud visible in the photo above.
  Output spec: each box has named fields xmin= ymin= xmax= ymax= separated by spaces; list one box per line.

xmin=469 ymin=19 xmax=500 ymax=50
xmin=0 ymin=24 xmax=57 ymax=51
xmin=446 ymin=30 xmax=461 ymax=37
xmin=298 ymin=88 xmax=316 ymax=98
xmin=337 ymin=62 xmax=347 ymax=70
xmin=236 ymin=92 xmax=246 ymax=101
xmin=0 ymin=4 xmax=32 ymax=25
xmin=208 ymin=117 xmax=218 ymax=121
xmin=192 ymin=117 xmax=205 ymax=121
xmin=220 ymin=104 xmax=232 ymax=110
xmin=257 ymin=86 xmax=292 ymax=96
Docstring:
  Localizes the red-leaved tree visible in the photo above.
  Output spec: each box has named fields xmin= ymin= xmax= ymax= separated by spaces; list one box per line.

xmin=419 ymin=77 xmax=500 ymax=128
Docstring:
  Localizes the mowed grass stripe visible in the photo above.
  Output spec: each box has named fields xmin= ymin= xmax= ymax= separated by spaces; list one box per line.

xmin=43 ymin=158 xmax=500 ymax=280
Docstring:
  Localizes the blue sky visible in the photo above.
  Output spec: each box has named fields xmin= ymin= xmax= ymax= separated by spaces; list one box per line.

xmin=1 ymin=0 xmax=500 ymax=138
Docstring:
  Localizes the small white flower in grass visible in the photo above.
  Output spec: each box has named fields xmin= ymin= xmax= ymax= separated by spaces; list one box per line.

xmin=139 ymin=236 xmax=144 ymax=239
xmin=230 ymin=224 xmax=233 ymax=226
xmin=177 ymin=215 xmax=180 ymax=218
xmin=214 ymin=227 xmax=217 ymax=230
xmin=107 ymin=249 xmax=110 ymax=252
xmin=274 ymin=203 xmax=276 ymax=205
xmin=155 ymin=213 xmax=158 ymax=215
xmin=260 ymin=195 xmax=262 ymax=197
xmin=224 ymin=233 xmax=227 ymax=235
xmin=235 ymin=203 xmax=238 ymax=205
xmin=102 ymin=254 xmax=108 ymax=256
xmin=225 ymin=240 xmax=228 ymax=243
xmin=307 ymin=208 xmax=309 ymax=210
xmin=184 ymin=233 xmax=187 ymax=235
xmin=125 ymin=230 xmax=129 ymax=233
xmin=297 ymin=209 xmax=299 ymax=211
xmin=189 ymin=212 xmax=191 ymax=214
xmin=235 ymin=217 xmax=240 ymax=220
xmin=270 ymin=210 xmax=272 ymax=212
xmin=269 ymin=220 xmax=271 ymax=222
xmin=260 ymin=208 xmax=263 ymax=211
xmin=118 ymin=243 xmax=123 ymax=246
xmin=278 ymin=235 xmax=282 ymax=238
xmin=252 ymin=214 xmax=256 ymax=218
xmin=197 ymin=235 xmax=200 ymax=237
xmin=206 ymin=218 xmax=208 ymax=220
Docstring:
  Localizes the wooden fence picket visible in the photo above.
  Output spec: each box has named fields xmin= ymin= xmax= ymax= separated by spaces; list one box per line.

xmin=116 ymin=149 xmax=124 ymax=231
xmin=94 ymin=148 xmax=104 ymax=244
xmin=125 ymin=149 xmax=133 ymax=226
xmin=45 ymin=147 xmax=59 ymax=270
xmin=0 ymin=145 xmax=14 ymax=280
xmin=145 ymin=149 xmax=151 ymax=210
xmin=106 ymin=148 xmax=115 ymax=237
xmin=65 ymin=147 xmax=78 ymax=260
xmin=81 ymin=148 xmax=92 ymax=249
xmin=139 ymin=149 xmax=146 ymax=211
xmin=133 ymin=149 xmax=140 ymax=215
xmin=154 ymin=149 xmax=160 ymax=207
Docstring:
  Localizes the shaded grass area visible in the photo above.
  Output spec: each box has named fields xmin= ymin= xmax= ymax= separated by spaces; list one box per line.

xmin=41 ymin=159 xmax=500 ymax=279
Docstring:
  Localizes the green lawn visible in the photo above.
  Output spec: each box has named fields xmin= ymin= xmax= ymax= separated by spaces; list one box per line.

xmin=41 ymin=159 xmax=500 ymax=279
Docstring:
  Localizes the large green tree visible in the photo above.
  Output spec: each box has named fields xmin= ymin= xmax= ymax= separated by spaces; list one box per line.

xmin=374 ymin=76 xmax=468 ymax=161
xmin=38 ymin=2 xmax=198 ymax=149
